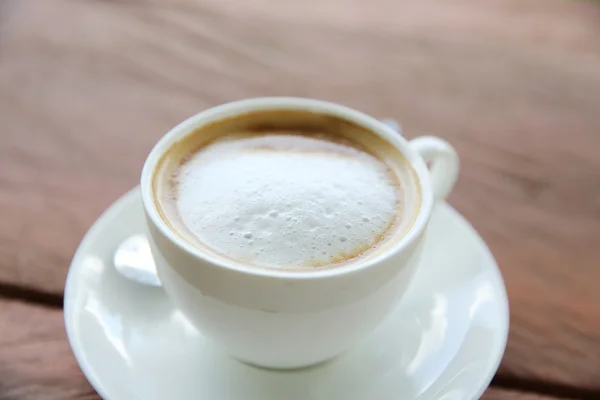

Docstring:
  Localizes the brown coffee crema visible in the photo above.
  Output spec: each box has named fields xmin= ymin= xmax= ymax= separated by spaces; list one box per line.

xmin=153 ymin=110 xmax=421 ymax=270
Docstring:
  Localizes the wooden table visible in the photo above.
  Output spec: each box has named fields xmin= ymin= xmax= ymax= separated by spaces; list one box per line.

xmin=1 ymin=0 xmax=599 ymax=398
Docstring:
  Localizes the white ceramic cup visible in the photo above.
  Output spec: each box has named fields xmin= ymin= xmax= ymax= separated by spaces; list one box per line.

xmin=141 ymin=97 xmax=459 ymax=369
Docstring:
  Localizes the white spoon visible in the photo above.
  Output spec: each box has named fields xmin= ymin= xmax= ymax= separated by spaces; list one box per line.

xmin=113 ymin=234 xmax=162 ymax=287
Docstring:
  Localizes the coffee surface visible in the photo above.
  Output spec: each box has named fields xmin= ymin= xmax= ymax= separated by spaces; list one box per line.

xmin=154 ymin=111 xmax=420 ymax=269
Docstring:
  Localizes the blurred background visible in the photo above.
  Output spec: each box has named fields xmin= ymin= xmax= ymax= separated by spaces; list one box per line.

xmin=0 ymin=0 xmax=599 ymax=399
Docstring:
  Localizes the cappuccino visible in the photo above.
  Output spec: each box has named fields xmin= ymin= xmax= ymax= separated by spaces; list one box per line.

xmin=153 ymin=110 xmax=420 ymax=269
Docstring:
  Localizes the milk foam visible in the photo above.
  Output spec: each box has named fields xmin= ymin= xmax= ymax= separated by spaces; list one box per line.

xmin=175 ymin=135 xmax=400 ymax=268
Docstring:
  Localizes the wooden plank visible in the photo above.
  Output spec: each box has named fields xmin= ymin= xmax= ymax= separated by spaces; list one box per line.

xmin=0 ymin=300 xmax=97 ymax=400
xmin=0 ymin=298 xmax=578 ymax=400
xmin=0 ymin=0 xmax=599 ymax=391
xmin=482 ymin=389 xmax=577 ymax=400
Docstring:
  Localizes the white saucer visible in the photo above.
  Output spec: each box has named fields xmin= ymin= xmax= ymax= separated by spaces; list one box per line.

xmin=64 ymin=187 xmax=509 ymax=400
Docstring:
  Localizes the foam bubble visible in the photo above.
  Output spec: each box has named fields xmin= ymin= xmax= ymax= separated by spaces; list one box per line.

xmin=175 ymin=134 xmax=400 ymax=268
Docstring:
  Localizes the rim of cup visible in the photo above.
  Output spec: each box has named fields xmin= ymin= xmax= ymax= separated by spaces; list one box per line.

xmin=141 ymin=97 xmax=434 ymax=280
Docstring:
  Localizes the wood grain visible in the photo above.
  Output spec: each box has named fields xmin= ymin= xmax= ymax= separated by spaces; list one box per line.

xmin=482 ymin=389 xmax=577 ymax=400
xmin=0 ymin=298 xmax=577 ymax=400
xmin=1 ymin=0 xmax=599 ymax=393
xmin=0 ymin=300 xmax=97 ymax=400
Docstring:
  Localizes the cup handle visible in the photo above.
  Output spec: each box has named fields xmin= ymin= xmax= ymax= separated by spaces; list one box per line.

xmin=409 ymin=136 xmax=459 ymax=202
